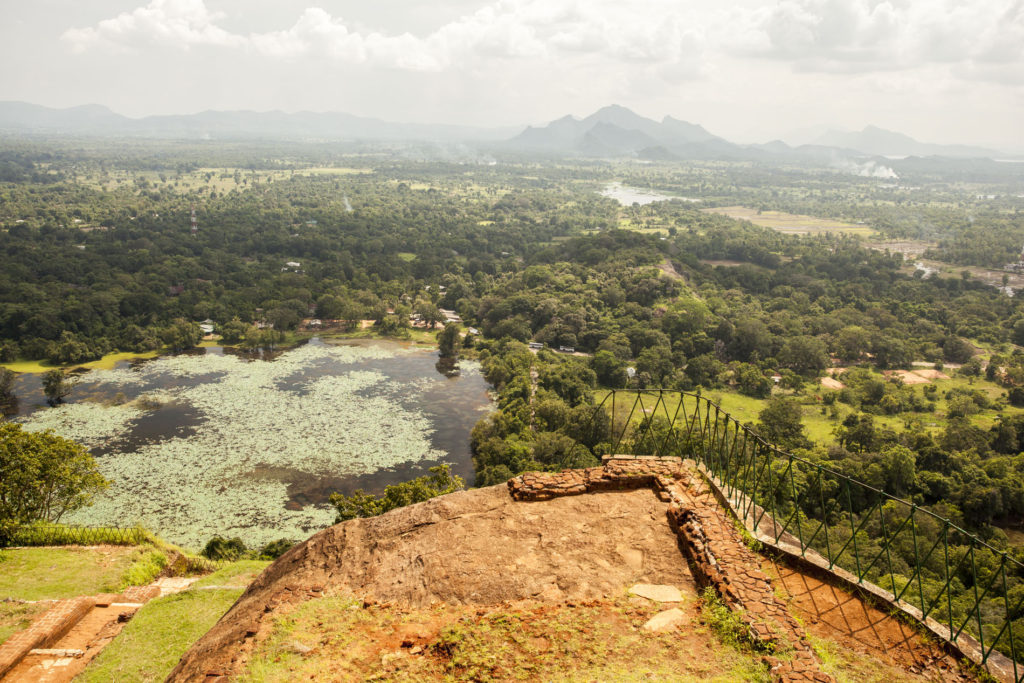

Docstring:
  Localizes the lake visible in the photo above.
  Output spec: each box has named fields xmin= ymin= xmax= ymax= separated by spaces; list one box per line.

xmin=11 ymin=338 xmax=492 ymax=549
xmin=600 ymin=182 xmax=698 ymax=206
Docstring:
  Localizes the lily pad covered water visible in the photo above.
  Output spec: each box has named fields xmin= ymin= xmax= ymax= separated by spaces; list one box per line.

xmin=14 ymin=339 xmax=491 ymax=549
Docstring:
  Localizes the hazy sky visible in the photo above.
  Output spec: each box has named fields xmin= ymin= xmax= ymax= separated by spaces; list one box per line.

xmin=1 ymin=0 xmax=1022 ymax=148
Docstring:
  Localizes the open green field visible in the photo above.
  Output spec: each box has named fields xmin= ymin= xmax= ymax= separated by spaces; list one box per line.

xmin=78 ymin=586 xmax=244 ymax=682
xmin=595 ymin=368 xmax=1018 ymax=452
xmin=70 ymin=166 xmax=372 ymax=196
xmin=193 ymin=559 xmax=270 ymax=588
xmin=1 ymin=349 xmax=160 ymax=374
xmin=0 ymin=546 xmax=150 ymax=600
xmin=703 ymin=206 xmax=875 ymax=236
xmin=0 ymin=602 xmax=47 ymax=647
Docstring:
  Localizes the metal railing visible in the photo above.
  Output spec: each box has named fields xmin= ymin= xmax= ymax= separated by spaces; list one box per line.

xmin=570 ymin=390 xmax=1024 ymax=680
xmin=0 ymin=523 xmax=147 ymax=548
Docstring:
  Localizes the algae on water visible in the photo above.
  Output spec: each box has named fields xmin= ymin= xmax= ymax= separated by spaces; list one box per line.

xmin=17 ymin=341 xmax=471 ymax=549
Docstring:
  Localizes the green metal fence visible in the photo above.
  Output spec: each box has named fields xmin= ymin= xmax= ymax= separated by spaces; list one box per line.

xmin=0 ymin=523 xmax=147 ymax=548
xmin=572 ymin=390 xmax=1024 ymax=680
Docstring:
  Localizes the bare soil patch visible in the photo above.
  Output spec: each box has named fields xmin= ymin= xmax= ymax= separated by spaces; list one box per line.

xmin=235 ymin=594 xmax=771 ymax=681
xmin=911 ymin=369 xmax=951 ymax=380
xmin=887 ymin=370 xmax=931 ymax=385
xmin=820 ymin=377 xmax=845 ymax=390
xmin=703 ymin=207 xmax=872 ymax=236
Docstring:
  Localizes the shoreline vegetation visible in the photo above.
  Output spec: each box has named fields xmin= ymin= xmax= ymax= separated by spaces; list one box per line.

xmin=0 ymin=326 xmax=442 ymax=374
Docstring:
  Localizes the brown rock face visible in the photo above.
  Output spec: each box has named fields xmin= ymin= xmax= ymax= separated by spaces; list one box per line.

xmin=168 ymin=484 xmax=693 ymax=681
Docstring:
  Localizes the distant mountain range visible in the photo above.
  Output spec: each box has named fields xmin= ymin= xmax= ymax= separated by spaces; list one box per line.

xmin=811 ymin=125 xmax=998 ymax=159
xmin=510 ymin=104 xmax=737 ymax=160
xmin=508 ymin=105 xmax=1007 ymax=161
xmin=0 ymin=101 xmax=1012 ymax=162
xmin=0 ymin=101 xmax=515 ymax=142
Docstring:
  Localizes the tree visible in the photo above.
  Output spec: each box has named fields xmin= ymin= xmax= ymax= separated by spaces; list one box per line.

xmin=880 ymin=445 xmax=916 ymax=497
xmin=834 ymin=326 xmax=869 ymax=362
xmin=438 ymin=324 xmax=460 ymax=359
xmin=161 ymin=318 xmax=201 ymax=352
xmin=266 ymin=307 xmax=300 ymax=331
xmin=330 ymin=465 xmax=463 ymax=522
xmin=943 ymin=336 xmax=975 ymax=364
xmin=416 ymin=301 xmax=443 ymax=329
xmin=592 ymin=350 xmax=628 ymax=388
xmin=736 ymin=363 xmax=771 ymax=398
xmin=42 ymin=369 xmax=74 ymax=406
xmin=218 ymin=317 xmax=249 ymax=344
xmin=778 ymin=336 xmax=829 ymax=376
xmin=757 ymin=397 xmax=810 ymax=450
xmin=0 ymin=424 xmax=108 ymax=537
xmin=0 ymin=367 xmax=15 ymax=412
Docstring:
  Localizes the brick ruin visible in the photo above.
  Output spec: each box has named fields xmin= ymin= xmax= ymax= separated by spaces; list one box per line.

xmin=509 ymin=455 xmax=834 ymax=683
xmin=0 ymin=585 xmax=160 ymax=678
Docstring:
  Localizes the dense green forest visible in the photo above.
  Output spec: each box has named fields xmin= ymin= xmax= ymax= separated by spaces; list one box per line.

xmin=3 ymin=139 xmax=1024 ymax=542
xmin=6 ymin=138 xmax=1024 ymax=653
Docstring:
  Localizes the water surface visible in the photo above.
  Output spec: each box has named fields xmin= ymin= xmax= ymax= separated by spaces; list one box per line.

xmin=13 ymin=338 xmax=491 ymax=549
xmin=600 ymin=182 xmax=698 ymax=206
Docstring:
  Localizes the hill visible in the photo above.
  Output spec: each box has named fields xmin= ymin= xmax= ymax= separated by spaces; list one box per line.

xmin=0 ymin=101 xmax=514 ymax=142
xmin=511 ymin=104 xmax=738 ymax=158
xmin=813 ymin=125 xmax=998 ymax=158
xmin=167 ymin=461 xmax=975 ymax=682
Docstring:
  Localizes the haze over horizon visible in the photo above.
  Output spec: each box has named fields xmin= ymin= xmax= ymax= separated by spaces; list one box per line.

xmin=1 ymin=0 xmax=1022 ymax=150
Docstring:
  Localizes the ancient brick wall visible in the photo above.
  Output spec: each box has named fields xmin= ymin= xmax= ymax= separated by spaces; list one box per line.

xmin=508 ymin=457 xmax=834 ymax=683
xmin=0 ymin=597 xmax=94 ymax=678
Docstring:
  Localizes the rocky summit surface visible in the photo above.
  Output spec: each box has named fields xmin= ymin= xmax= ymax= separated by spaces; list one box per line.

xmin=168 ymin=485 xmax=695 ymax=681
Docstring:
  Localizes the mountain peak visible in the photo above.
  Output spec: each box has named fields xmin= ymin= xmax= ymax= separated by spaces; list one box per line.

xmin=510 ymin=105 xmax=732 ymax=157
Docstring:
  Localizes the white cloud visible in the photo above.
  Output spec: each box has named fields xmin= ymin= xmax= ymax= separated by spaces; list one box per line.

xmin=746 ymin=0 xmax=1024 ymax=79
xmin=62 ymin=0 xmax=244 ymax=52
xmin=62 ymin=0 xmax=705 ymax=78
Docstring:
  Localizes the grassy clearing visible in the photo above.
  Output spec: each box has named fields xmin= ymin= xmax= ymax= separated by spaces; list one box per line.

xmin=396 ymin=252 xmax=418 ymax=262
xmin=1 ymin=349 xmax=160 ymax=374
xmin=78 ymin=587 xmax=243 ymax=683
xmin=239 ymin=594 xmax=768 ymax=682
xmin=0 ymin=601 xmax=47 ymax=646
xmin=322 ymin=326 xmax=439 ymax=346
xmin=597 ymin=364 xmax=1021 ymax=453
xmin=703 ymin=207 xmax=874 ymax=236
xmin=0 ymin=546 xmax=154 ymax=600
xmin=193 ymin=559 xmax=270 ymax=588
xmin=301 ymin=167 xmax=373 ymax=175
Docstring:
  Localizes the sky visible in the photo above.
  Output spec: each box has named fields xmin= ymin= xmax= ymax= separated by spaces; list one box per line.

xmin=1 ymin=0 xmax=1022 ymax=149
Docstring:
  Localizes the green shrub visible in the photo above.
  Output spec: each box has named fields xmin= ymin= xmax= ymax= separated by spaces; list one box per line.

xmin=258 ymin=539 xmax=296 ymax=560
xmin=119 ymin=549 xmax=168 ymax=589
xmin=201 ymin=536 xmax=248 ymax=561
xmin=330 ymin=464 xmax=464 ymax=522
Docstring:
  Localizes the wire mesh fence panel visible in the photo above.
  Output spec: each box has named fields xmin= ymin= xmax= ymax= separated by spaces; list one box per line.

xmin=2 ymin=523 xmax=146 ymax=548
xmin=570 ymin=390 xmax=1024 ymax=681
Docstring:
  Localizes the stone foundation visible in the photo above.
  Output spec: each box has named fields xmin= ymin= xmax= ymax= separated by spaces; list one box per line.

xmin=0 ymin=584 xmax=164 ymax=678
xmin=0 ymin=597 xmax=94 ymax=678
xmin=508 ymin=456 xmax=834 ymax=683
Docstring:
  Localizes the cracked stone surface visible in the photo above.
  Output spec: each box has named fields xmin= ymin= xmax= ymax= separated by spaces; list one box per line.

xmin=168 ymin=485 xmax=696 ymax=681
xmin=641 ymin=608 xmax=687 ymax=632
xmin=629 ymin=584 xmax=684 ymax=603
